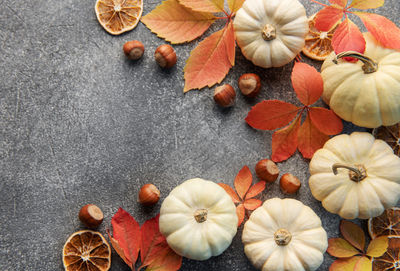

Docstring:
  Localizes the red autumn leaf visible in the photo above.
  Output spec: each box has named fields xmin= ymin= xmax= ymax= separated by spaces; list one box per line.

xmin=315 ymin=6 xmax=344 ymax=32
xmin=328 ymin=238 xmax=360 ymax=258
xmin=332 ymin=18 xmax=366 ymax=55
xmin=179 ymin=0 xmax=224 ymax=13
xmin=245 ymin=181 xmax=266 ymax=200
xmin=340 ymin=220 xmax=365 ymax=252
xmin=110 ymin=208 xmax=141 ymax=270
xmin=243 ymin=198 xmax=262 ymax=210
xmin=141 ymin=0 xmax=216 ymax=44
xmin=291 ymin=62 xmax=324 ymax=106
xmin=297 ymin=113 xmax=330 ymax=159
xmin=271 ymin=115 xmax=301 ymax=162
xmin=354 ymin=256 xmax=372 ymax=271
xmin=329 ymin=0 xmax=347 ymax=8
xmin=308 ymin=107 xmax=343 ymax=135
xmin=329 ymin=256 xmax=361 ymax=271
xmin=183 ymin=20 xmax=235 ymax=92
xmin=245 ymin=100 xmax=301 ymax=130
xmin=234 ymin=165 xmax=252 ymax=200
xmin=356 ymin=12 xmax=400 ymax=50
xmin=236 ymin=203 xmax=245 ymax=226
xmin=349 ymin=0 xmax=384 ymax=9
xmin=218 ymin=183 xmax=240 ymax=203
xmin=140 ymin=215 xmax=182 ymax=271
xmin=107 ymin=230 xmax=133 ymax=268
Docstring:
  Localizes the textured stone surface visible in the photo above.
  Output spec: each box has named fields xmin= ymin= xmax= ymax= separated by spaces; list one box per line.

xmin=0 ymin=0 xmax=399 ymax=270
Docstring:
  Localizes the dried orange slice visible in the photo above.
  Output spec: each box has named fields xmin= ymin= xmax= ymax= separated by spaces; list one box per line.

xmin=373 ymin=123 xmax=400 ymax=157
xmin=368 ymin=208 xmax=400 ymax=239
xmin=372 ymin=236 xmax=400 ymax=271
xmin=95 ymin=0 xmax=143 ymax=35
xmin=302 ymin=14 xmax=339 ymax=61
xmin=63 ymin=230 xmax=111 ymax=271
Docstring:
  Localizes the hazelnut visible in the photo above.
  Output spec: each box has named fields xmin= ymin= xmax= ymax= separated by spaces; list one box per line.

xmin=123 ymin=40 xmax=144 ymax=60
xmin=280 ymin=173 xmax=301 ymax=194
xmin=138 ymin=184 xmax=160 ymax=206
xmin=238 ymin=73 xmax=261 ymax=97
xmin=213 ymin=84 xmax=236 ymax=107
xmin=154 ymin=44 xmax=177 ymax=68
xmin=255 ymin=159 xmax=279 ymax=183
xmin=79 ymin=204 xmax=104 ymax=229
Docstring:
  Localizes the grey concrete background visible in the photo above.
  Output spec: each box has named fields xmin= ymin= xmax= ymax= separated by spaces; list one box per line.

xmin=0 ymin=0 xmax=399 ymax=270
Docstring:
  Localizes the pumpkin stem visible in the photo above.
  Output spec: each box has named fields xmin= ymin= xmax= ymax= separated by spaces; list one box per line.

xmin=194 ymin=209 xmax=208 ymax=223
xmin=262 ymin=24 xmax=276 ymax=41
xmin=274 ymin=229 xmax=292 ymax=246
xmin=333 ymin=51 xmax=378 ymax=74
xmin=332 ymin=163 xmax=367 ymax=182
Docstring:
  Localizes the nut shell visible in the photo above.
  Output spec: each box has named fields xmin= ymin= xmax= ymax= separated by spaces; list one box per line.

xmin=138 ymin=184 xmax=160 ymax=205
xmin=155 ymin=45 xmax=177 ymax=68
xmin=214 ymin=84 xmax=236 ymax=107
xmin=123 ymin=40 xmax=144 ymax=60
xmin=79 ymin=204 xmax=104 ymax=229
xmin=255 ymin=159 xmax=279 ymax=182
xmin=280 ymin=173 xmax=301 ymax=194
xmin=238 ymin=73 xmax=261 ymax=97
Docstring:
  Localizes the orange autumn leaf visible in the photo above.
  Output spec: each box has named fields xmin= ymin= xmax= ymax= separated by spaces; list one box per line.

xmin=340 ymin=220 xmax=365 ymax=252
xmin=228 ymin=0 xmax=245 ymax=14
xmin=332 ymin=18 xmax=366 ymax=55
xmin=218 ymin=183 xmax=240 ymax=203
xmin=349 ymin=0 xmax=384 ymax=9
xmin=330 ymin=256 xmax=360 ymax=271
xmin=291 ymin=62 xmax=323 ymax=106
xmin=329 ymin=0 xmax=348 ymax=8
xmin=308 ymin=107 xmax=343 ymax=135
xmin=245 ymin=181 xmax=266 ymax=199
xmin=315 ymin=6 xmax=344 ymax=32
xmin=236 ymin=203 xmax=245 ymax=227
xmin=354 ymin=256 xmax=372 ymax=271
xmin=179 ymin=0 xmax=224 ymax=13
xmin=355 ymin=12 xmax=400 ymax=50
xmin=271 ymin=115 xmax=301 ymax=162
xmin=183 ymin=20 xmax=235 ymax=92
xmin=243 ymin=199 xmax=262 ymax=210
xmin=297 ymin=114 xmax=329 ymax=159
xmin=141 ymin=0 xmax=216 ymax=44
xmin=234 ymin=165 xmax=252 ymax=200
xmin=327 ymin=238 xmax=360 ymax=258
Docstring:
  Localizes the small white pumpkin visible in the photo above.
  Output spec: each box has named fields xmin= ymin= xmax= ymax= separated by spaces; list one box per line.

xmin=321 ymin=33 xmax=400 ymax=128
xmin=242 ymin=198 xmax=328 ymax=271
xmin=309 ymin=132 xmax=400 ymax=219
xmin=159 ymin=178 xmax=238 ymax=261
xmin=233 ymin=0 xmax=308 ymax=68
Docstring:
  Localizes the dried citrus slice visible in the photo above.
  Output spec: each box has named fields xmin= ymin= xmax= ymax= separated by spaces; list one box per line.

xmin=302 ymin=14 xmax=339 ymax=61
xmin=95 ymin=0 xmax=143 ymax=35
xmin=373 ymin=123 xmax=400 ymax=157
xmin=63 ymin=230 xmax=111 ymax=271
xmin=372 ymin=236 xmax=400 ymax=271
xmin=368 ymin=208 xmax=400 ymax=239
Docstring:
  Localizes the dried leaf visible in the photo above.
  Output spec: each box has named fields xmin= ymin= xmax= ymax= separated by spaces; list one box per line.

xmin=271 ymin=115 xmax=301 ymax=162
xmin=315 ymin=6 xmax=344 ymax=32
xmin=340 ymin=220 xmax=365 ymax=252
xmin=110 ymin=208 xmax=141 ymax=270
xmin=291 ymin=62 xmax=324 ymax=106
xmin=245 ymin=100 xmax=301 ymax=130
xmin=183 ymin=21 xmax=235 ymax=92
xmin=228 ymin=0 xmax=245 ymax=14
xmin=245 ymin=181 xmax=266 ymax=200
xmin=327 ymin=238 xmax=360 ymax=258
xmin=332 ymin=18 xmax=366 ymax=55
xmin=349 ymin=0 xmax=384 ymax=9
xmin=298 ymin=113 xmax=329 ymax=159
xmin=107 ymin=230 xmax=133 ymax=269
xmin=366 ymin=236 xmax=388 ymax=257
xmin=234 ymin=166 xmax=252 ymax=200
xmin=236 ymin=203 xmax=245 ymax=226
xmin=329 ymin=0 xmax=348 ymax=8
xmin=243 ymin=199 xmax=262 ymax=210
xmin=329 ymin=256 xmax=361 ymax=271
xmin=218 ymin=183 xmax=240 ymax=203
xmin=354 ymin=256 xmax=372 ymax=271
xmin=356 ymin=12 xmax=400 ymax=50
xmin=225 ymin=20 xmax=236 ymax=66
xmin=308 ymin=107 xmax=343 ymax=135
xmin=141 ymin=0 xmax=216 ymax=44
xmin=179 ymin=0 xmax=224 ymax=13
xmin=140 ymin=215 xmax=182 ymax=271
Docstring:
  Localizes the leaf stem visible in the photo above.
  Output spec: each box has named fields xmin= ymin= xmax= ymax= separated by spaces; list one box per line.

xmin=309 ymin=0 xmax=329 ymax=7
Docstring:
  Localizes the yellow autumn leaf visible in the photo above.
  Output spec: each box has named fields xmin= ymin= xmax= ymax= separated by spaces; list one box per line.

xmin=330 ymin=256 xmax=361 ymax=271
xmin=367 ymin=236 xmax=389 ymax=257
xmin=349 ymin=0 xmax=384 ymax=9
xmin=354 ymin=256 xmax=372 ymax=271
xmin=228 ymin=0 xmax=245 ymax=14
xmin=179 ymin=0 xmax=224 ymax=13
xmin=141 ymin=0 xmax=216 ymax=44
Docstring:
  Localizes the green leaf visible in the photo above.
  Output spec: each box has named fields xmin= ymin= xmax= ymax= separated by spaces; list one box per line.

xmin=340 ymin=220 xmax=365 ymax=251
xmin=327 ymin=238 xmax=360 ymax=258
xmin=366 ymin=236 xmax=388 ymax=257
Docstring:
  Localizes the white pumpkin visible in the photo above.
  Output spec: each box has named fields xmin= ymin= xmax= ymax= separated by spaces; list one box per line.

xmin=321 ymin=33 xmax=400 ymax=128
xmin=159 ymin=178 xmax=238 ymax=261
xmin=309 ymin=132 xmax=400 ymax=219
xmin=242 ymin=198 xmax=328 ymax=271
xmin=233 ymin=0 xmax=308 ymax=68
